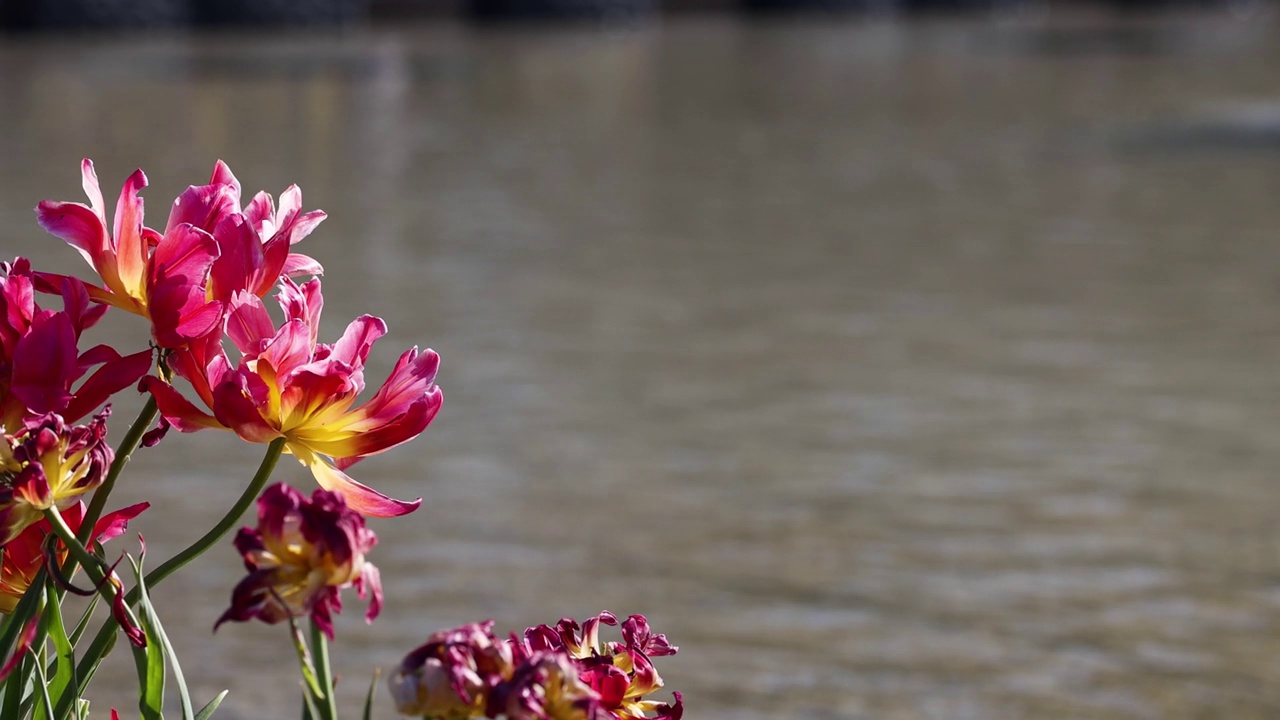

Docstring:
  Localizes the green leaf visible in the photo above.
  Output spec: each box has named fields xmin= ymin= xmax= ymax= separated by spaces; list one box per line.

xmin=308 ymin=621 xmax=337 ymax=720
xmin=127 ymin=557 xmax=164 ymax=720
xmin=129 ymin=556 xmax=194 ymax=720
xmin=42 ymin=579 xmax=77 ymax=719
xmin=31 ymin=642 xmax=55 ymax=720
xmin=194 ymin=690 xmax=228 ymax=720
xmin=362 ymin=668 xmax=381 ymax=720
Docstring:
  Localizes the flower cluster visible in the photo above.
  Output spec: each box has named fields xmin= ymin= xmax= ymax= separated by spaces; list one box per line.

xmin=0 ymin=159 xmax=685 ymax=720
xmin=389 ymin=613 xmax=683 ymax=720
xmin=216 ymin=482 xmax=381 ymax=638
xmin=38 ymin=159 xmax=441 ymax=517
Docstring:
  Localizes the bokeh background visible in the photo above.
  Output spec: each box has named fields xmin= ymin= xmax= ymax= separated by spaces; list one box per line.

xmin=5 ymin=0 xmax=1280 ymax=718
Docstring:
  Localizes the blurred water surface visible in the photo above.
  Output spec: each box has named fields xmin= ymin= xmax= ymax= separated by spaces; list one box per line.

xmin=5 ymin=10 xmax=1280 ymax=719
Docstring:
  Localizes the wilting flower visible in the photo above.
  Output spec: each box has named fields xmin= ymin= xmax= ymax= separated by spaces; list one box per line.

xmin=389 ymin=620 xmax=517 ymax=720
xmin=523 ymin=613 xmax=681 ymax=720
xmin=487 ymin=652 xmax=606 ymax=720
xmin=143 ymin=279 xmax=439 ymax=517
xmin=0 ymin=259 xmax=150 ymax=431
xmin=0 ymin=500 xmax=147 ymax=613
xmin=391 ymin=613 xmax=682 ymax=720
xmin=215 ymin=483 xmax=381 ymax=639
xmin=0 ymin=411 xmax=113 ymax=545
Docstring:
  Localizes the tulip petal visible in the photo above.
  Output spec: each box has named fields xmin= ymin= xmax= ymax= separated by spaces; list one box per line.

xmin=80 ymin=158 xmax=105 ymax=220
xmin=292 ymin=445 xmax=420 ymax=517
xmin=141 ymin=376 xmax=224 ymax=432
xmin=226 ymin=292 xmax=275 ymax=355
xmin=165 ymin=182 xmax=239 ymax=236
xmin=150 ymin=223 xmax=219 ymax=286
xmin=324 ymin=390 xmax=442 ymax=468
xmin=91 ymin=502 xmax=150 ymax=544
xmin=111 ymin=169 xmax=149 ymax=297
xmin=11 ymin=312 xmax=77 ymax=414
xmin=35 ymin=200 xmax=108 ymax=270
xmin=210 ymin=376 xmax=280 ymax=443
xmin=282 ymin=252 xmax=323 ymax=278
xmin=65 ymin=349 xmax=152 ymax=423
xmin=331 ymin=315 xmax=386 ymax=369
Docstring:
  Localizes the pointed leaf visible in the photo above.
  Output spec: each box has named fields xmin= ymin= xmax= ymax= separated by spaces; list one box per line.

xmin=194 ymin=690 xmax=228 ymax=720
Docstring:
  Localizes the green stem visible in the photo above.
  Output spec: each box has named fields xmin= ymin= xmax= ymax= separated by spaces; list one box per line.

xmin=71 ymin=438 xmax=286 ymax=686
xmin=310 ymin=619 xmax=338 ymax=720
xmin=78 ymin=396 xmax=160 ymax=548
xmin=42 ymin=507 xmax=137 ymax=633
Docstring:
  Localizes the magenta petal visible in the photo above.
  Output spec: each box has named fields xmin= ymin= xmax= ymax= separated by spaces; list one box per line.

xmin=148 ymin=280 xmax=223 ymax=349
xmin=244 ymin=191 xmax=275 ymax=231
xmin=257 ymin=319 xmax=313 ymax=380
xmin=11 ymin=312 xmax=77 ymax=414
xmin=165 ymin=183 xmax=239 ymax=236
xmin=225 ymin=292 xmax=275 ymax=355
xmin=330 ymin=315 xmax=387 ymax=368
xmin=36 ymin=200 xmax=108 ymax=269
xmin=358 ymin=562 xmax=382 ymax=623
xmin=347 ymin=348 xmax=440 ymax=430
xmin=281 ymin=253 xmax=323 ymax=278
xmin=282 ymin=209 xmax=326 ymax=246
xmin=208 ymin=214 xmax=259 ymax=302
xmin=141 ymin=377 xmax=222 ymax=432
xmin=76 ymin=343 xmax=122 ymax=369
xmin=211 ymin=377 xmax=280 ymax=443
xmin=210 ymin=160 xmax=241 ymax=198
xmin=65 ymin=349 xmax=152 ymax=422
xmin=298 ymin=450 xmax=421 ymax=518
xmin=150 ymin=223 xmax=219 ymax=286
xmin=331 ymin=389 xmax=441 ymax=469
xmin=91 ymin=502 xmax=150 ymax=543
xmin=80 ymin=158 xmax=106 ymax=220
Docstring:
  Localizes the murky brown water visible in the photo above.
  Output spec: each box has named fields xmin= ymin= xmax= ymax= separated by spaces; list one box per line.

xmin=5 ymin=9 xmax=1280 ymax=718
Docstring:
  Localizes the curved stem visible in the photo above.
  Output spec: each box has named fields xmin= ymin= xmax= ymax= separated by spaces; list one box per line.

xmin=71 ymin=438 xmax=287 ymax=687
xmin=42 ymin=506 xmax=137 ymax=633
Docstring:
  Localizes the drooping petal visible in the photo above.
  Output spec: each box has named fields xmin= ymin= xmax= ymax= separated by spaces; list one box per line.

xmin=356 ymin=562 xmax=382 ymax=623
xmin=342 ymin=348 xmax=441 ymax=432
xmin=140 ymin=377 xmax=224 ymax=432
xmin=281 ymin=253 xmax=324 ymax=278
xmin=292 ymin=445 xmax=420 ymax=518
xmin=90 ymin=502 xmax=150 ymax=543
xmin=34 ymin=200 xmax=108 ymax=271
xmin=324 ymin=391 xmax=441 ymax=468
xmin=64 ymin=349 xmax=152 ymax=423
